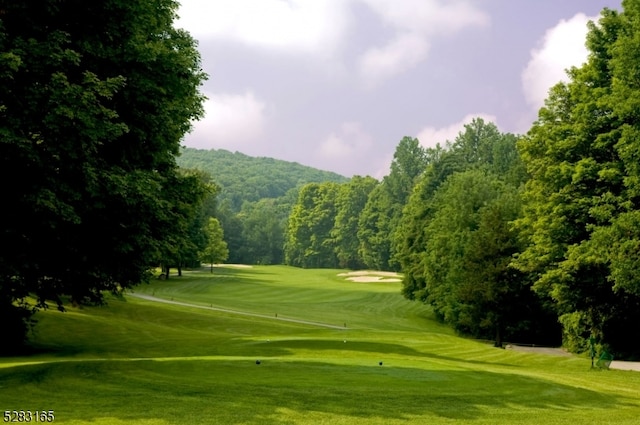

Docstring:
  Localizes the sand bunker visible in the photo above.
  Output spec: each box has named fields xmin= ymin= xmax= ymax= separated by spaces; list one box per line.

xmin=212 ymin=264 xmax=253 ymax=269
xmin=338 ymin=270 xmax=402 ymax=283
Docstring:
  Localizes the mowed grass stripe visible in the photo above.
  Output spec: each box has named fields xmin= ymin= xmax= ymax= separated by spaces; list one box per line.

xmin=128 ymin=292 xmax=348 ymax=329
xmin=134 ymin=266 xmax=432 ymax=330
xmin=2 ymin=265 xmax=640 ymax=425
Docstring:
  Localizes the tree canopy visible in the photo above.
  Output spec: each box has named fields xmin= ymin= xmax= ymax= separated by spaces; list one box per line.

xmin=394 ymin=120 xmax=558 ymax=346
xmin=285 ymin=182 xmax=341 ymax=268
xmin=513 ymin=3 xmax=640 ymax=355
xmin=200 ymin=218 xmax=229 ymax=272
xmin=177 ymin=147 xmax=348 ymax=211
xmin=0 ymin=0 xmax=206 ymax=351
xmin=358 ymin=137 xmax=428 ymax=271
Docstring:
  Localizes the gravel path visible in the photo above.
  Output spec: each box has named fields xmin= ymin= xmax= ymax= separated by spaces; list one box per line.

xmin=506 ymin=345 xmax=572 ymax=357
xmin=507 ymin=344 xmax=640 ymax=371
xmin=127 ymin=293 xmax=348 ymax=330
xmin=610 ymin=360 xmax=640 ymax=372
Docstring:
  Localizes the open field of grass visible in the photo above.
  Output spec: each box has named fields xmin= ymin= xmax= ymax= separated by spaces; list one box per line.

xmin=2 ymin=265 xmax=640 ymax=424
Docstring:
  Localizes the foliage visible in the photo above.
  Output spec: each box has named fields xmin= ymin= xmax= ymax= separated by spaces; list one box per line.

xmin=285 ymin=182 xmax=340 ymax=268
xmin=406 ymin=170 xmax=555 ymax=345
xmin=213 ymin=200 xmax=246 ymax=263
xmin=358 ymin=137 xmax=428 ymax=271
xmin=177 ymin=148 xmax=348 ymax=265
xmin=332 ymin=176 xmax=379 ymax=269
xmin=513 ymin=3 xmax=640 ymax=357
xmin=157 ymin=168 xmax=215 ymax=277
xmin=0 ymin=0 xmax=206 ymax=351
xmin=395 ymin=119 xmax=556 ymax=345
xmin=200 ymin=217 xmax=229 ymax=271
xmin=237 ymin=198 xmax=288 ymax=265
xmin=397 ymin=119 xmax=523 ymax=297
xmin=177 ymin=147 xmax=348 ymax=211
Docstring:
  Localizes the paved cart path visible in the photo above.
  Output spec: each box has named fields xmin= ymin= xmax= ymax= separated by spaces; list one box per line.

xmin=507 ymin=344 xmax=640 ymax=371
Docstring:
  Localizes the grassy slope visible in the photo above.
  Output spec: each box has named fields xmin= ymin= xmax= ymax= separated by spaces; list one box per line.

xmin=1 ymin=266 xmax=639 ymax=424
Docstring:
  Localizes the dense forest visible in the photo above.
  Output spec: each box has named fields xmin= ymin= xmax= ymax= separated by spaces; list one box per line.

xmin=176 ymin=148 xmax=348 ymax=265
xmin=177 ymin=148 xmax=348 ymax=210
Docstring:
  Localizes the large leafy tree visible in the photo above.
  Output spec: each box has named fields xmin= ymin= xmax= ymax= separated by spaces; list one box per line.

xmin=285 ymin=182 xmax=340 ymax=268
xmin=200 ymin=218 xmax=229 ymax=272
xmin=514 ymin=3 xmax=640 ymax=356
xmin=213 ymin=200 xmax=246 ymax=264
xmin=395 ymin=120 xmax=556 ymax=345
xmin=159 ymin=169 xmax=215 ymax=278
xmin=398 ymin=119 xmax=522 ymax=300
xmin=332 ymin=176 xmax=378 ymax=269
xmin=358 ymin=137 xmax=427 ymax=271
xmin=0 ymin=0 xmax=206 ymax=351
xmin=407 ymin=170 xmax=545 ymax=346
xmin=357 ymin=183 xmax=394 ymax=270
xmin=239 ymin=198 xmax=287 ymax=265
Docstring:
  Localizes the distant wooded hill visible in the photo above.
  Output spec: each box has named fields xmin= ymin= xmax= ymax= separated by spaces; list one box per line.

xmin=177 ymin=147 xmax=348 ymax=210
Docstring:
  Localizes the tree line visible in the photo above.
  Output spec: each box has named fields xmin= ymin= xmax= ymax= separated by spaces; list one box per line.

xmin=282 ymin=124 xmax=561 ymax=348
xmin=176 ymin=147 xmax=348 ymax=266
xmin=282 ymin=2 xmax=640 ymax=357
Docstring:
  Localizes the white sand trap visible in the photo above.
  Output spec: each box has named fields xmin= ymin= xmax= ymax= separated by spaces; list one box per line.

xmin=212 ymin=264 xmax=253 ymax=269
xmin=338 ymin=270 xmax=403 ymax=283
xmin=347 ymin=276 xmax=402 ymax=282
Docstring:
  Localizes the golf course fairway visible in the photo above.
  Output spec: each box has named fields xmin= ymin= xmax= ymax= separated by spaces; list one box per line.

xmin=2 ymin=265 xmax=639 ymax=424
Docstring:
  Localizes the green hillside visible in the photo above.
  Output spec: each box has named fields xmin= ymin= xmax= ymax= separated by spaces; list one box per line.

xmin=177 ymin=148 xmax=348 ymax=211
xmin=2 ymin=266 xmax=639 ymax=424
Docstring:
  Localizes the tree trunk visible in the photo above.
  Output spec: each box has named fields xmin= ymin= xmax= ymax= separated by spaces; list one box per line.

xmin=494 ymin=327 xmax=503 ymax=348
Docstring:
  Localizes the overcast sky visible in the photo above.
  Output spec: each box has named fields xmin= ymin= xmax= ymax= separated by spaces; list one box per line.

xmin=176 ymin=0 xmax=622 ymax=178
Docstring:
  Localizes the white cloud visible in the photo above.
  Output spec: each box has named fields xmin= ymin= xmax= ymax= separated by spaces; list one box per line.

xmin=177 ymin=0 xmax=488 ymax=86
xmin=356 ymin=0 xmax=489 ymax=86
xmin=359 ymin=0 xmax=490 ymax=35
xmin=522 ymin=13 xmax=594 ymax=111
xmin=176 ymin=0 xmax=348 ymax=55
xmin=318 ymin=122 xmax=373 ymax=159
xmin=358 ymin=33 xmax=430 ymax=88
xmin=416 ymin=113 xmax=497 ymax=148
xmin=184 ymin=91 xmax=267 ymax=150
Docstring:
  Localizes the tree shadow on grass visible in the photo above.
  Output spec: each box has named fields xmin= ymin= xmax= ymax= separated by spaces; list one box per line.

xmin=260 ymin=339 xmax=517 ymax=368
xmin=154 ymin=265 xmax=272 ymax=285
xmin=0 ymin=358 xmax=634 ymax=424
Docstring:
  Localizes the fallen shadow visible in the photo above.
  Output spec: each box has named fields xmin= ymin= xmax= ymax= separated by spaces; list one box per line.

xmin=260 ymin=338 xmax=516 ymax=368
xmin=146 ymin=265 xmax=273 ymax=288
xmin=0 ymin=358 xmax=635 ymax=424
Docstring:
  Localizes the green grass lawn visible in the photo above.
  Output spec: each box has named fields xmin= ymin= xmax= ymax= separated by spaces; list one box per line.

xmin=2 ymin=265 xmax=640 ymax=424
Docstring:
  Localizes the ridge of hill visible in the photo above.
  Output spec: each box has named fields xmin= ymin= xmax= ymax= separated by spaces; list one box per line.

xmin=177 ymin=147 xmax=349 ymax=210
